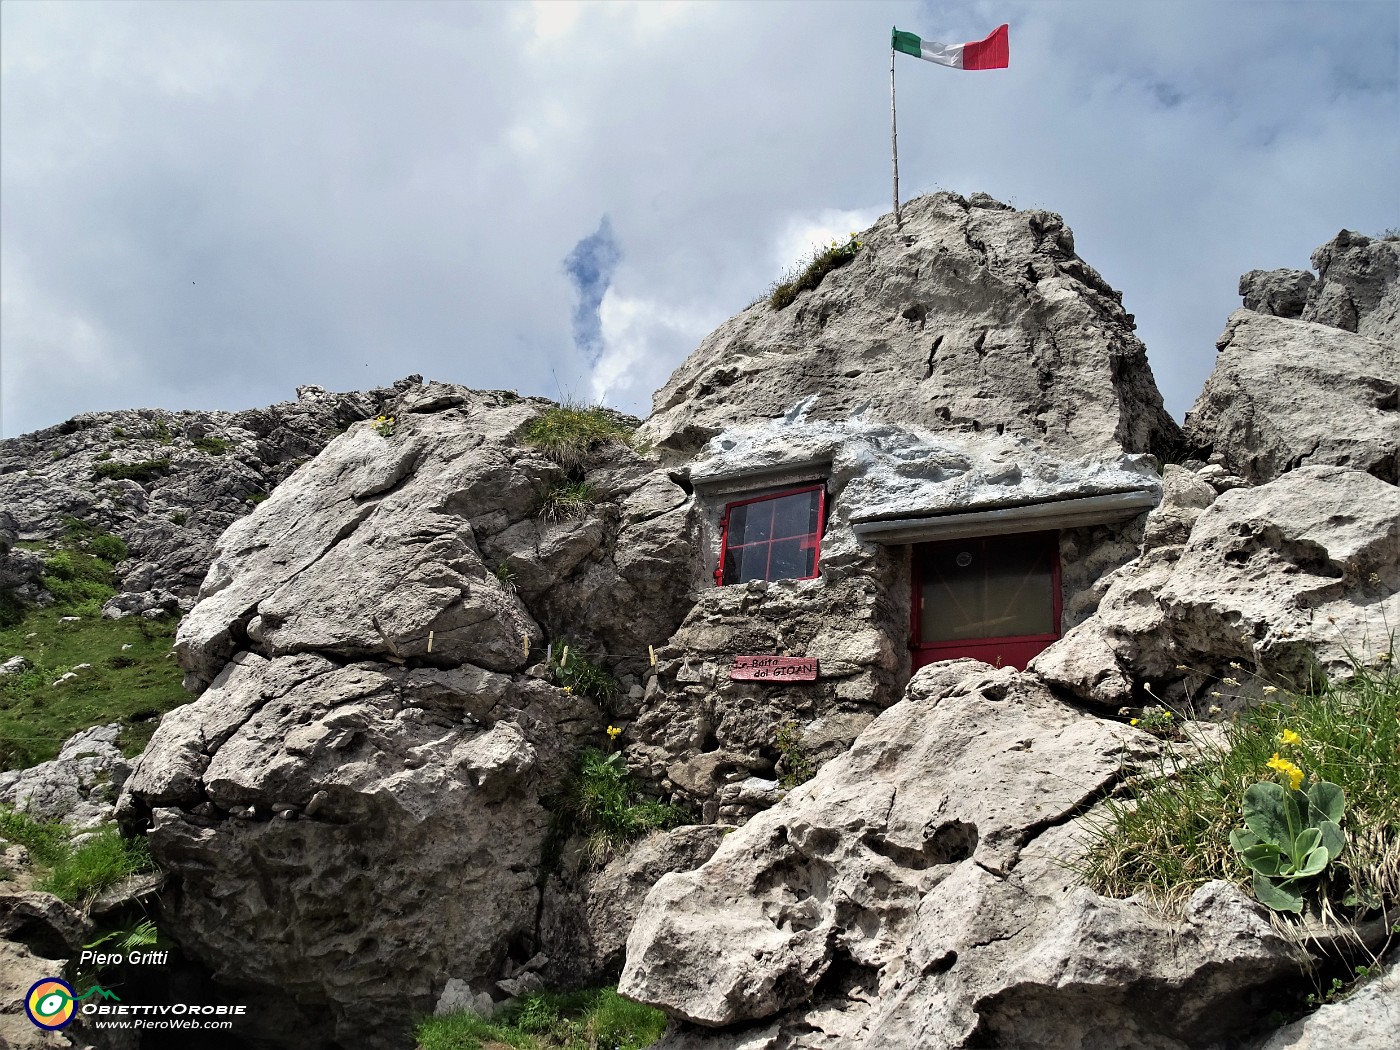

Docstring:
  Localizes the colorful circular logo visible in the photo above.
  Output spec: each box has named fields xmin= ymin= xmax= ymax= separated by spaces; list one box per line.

xmin=25 ymin=978 xmax=76 ymax=1030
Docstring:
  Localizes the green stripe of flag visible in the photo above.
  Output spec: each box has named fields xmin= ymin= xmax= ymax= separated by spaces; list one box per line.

xmin=891 ymin=28 xmax=922 ymax=57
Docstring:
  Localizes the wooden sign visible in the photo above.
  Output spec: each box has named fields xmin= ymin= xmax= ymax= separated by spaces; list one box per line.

xmin=730 ymin=655 xmax=819 ymax=682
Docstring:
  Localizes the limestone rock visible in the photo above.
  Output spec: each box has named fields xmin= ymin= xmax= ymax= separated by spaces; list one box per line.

xmin=0 ymin=723 xmax=132 ymax=831
xmin=175 ymin=386 xmax=694 ymax=692
xmin=1252 ymin=963 xmax=1399 ymax=1050
xmin=1239 ymin=268 xmax=1314 ymax=318
xmin=1184 ymin=310 xmax=1398 ymax=484
xmin=538 ymin=825 xmax=729 ymax=983
xmin=621 ymin=664 xmax=1304 ymax=1048
xmin=641 ymin=192 xmax=1180 ymax=461
xmin=0 ymin=892 xmax=89 ymax=1050
xmin=1035 ymin=466 xmax=1400 ymax=708
xmin=118 ymin=650 xmax=594 ymax=1049
xmin=1301 ymin=229 xmax=1400 ymax=345
xmin=0 ymin=377 xmax=417 ymax=614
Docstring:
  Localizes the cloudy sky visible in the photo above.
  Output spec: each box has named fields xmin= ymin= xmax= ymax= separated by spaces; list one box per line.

xmin=1 ymin=0 xmax=1396 ymax=439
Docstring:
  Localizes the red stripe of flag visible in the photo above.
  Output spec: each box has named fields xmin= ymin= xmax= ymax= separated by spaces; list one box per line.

xmin=961 ymin=24 xmax=1009 ymax=70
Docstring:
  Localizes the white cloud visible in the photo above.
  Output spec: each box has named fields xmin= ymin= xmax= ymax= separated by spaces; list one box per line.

xmin=0 ymin=0 xmax=1395 ymax=437
xmin=589 ymin=286 xmax=722 ymax=416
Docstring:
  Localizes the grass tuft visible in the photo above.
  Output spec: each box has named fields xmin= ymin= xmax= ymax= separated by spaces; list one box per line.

xmin=769 ymin=233 xmax=863 ymax=311
xmin=1080 ymin=657 xmax=1399 ymax=917
xmin=191 ymin=435 xmax=232 ymax=456
xmin=93 ymin=458 xmax=171 ymax=483
xmin=415 ymin=986 xmax=666 ymax=1050
xmin=524 ymin=403 xmax=634 ymax=470
xmin=0 ymin=812 xmax=154 ymax=906
xmin=554 ymin=750 xmax=689 ymax=865
xmin=538 ymin=481 xmax=600 ymax=522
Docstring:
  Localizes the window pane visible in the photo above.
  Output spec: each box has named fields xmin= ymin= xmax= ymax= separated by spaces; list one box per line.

xmin=919 ymin=536 xmax=1054 ymax=642
xmin=727 ymin=502 xmax=749 ymax=545
xmin=767 ymin=537 xmax=807 ymax=579
xmin=771 ymin=490 xmax=819 ymax=539
xmin=721 ymin=487 xmax=824 ymax=585
xmin=738 ymin=543 xmax=770 ymax=583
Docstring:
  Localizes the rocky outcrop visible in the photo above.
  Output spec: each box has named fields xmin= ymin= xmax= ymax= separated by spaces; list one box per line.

xmin=1187 ymin=232 xmax=1399 ymax=485
xmin=0 ymin=379 xmax=413 ymax=613
xmin=1254 ymin=964 xmax=1399 ymax=1050
xmin=1184 ymin=311 xmax=1398 ymax=484
xmin=1301 ymin=230 xmax=1400 ymax=345
xmin=620 ymin=663 xmax=1308 ymax=1048
xmin=0 ymin=723 xmax=132 ymax=831
xmin=119 ymin=384 xmax=703 ymax=1047
xmin=1035 ymin=465 xmax=1400 ymax=709
xmin=120 ymin=651 xmax=586 ymax=1048
xmin=1239 ymin=268 xmax=1314 ymax=318
xmin=641 ymin=192 xmax=1181 ymax=462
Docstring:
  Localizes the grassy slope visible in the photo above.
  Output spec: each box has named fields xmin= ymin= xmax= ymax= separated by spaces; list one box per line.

xmin=0 ymin=608 xmax=187 ymax=770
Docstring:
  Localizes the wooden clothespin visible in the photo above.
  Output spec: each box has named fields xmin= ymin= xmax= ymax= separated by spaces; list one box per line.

xmin=427 ymin=630 xmax=434 ymax=654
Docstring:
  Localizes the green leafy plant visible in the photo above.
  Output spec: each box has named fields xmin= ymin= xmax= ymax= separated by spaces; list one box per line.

xmin=169 ymin=511 xmax=188 ymax=526
xmin=524 ymin=403 xmax=634 ymax=469
xmin=769 ymin=233 xmax=863 ymax=311
xmin=538 ymin=480 xmax=599 ymax=521
xmin=373 ymin=414 xmax=396 ymax=438
xmin=151 ymin=420 xmax=172 ymax=444
xmin=1230 ymin=777 xmax=1346 ymax=913
xmin=92 ymin=458 xmax=171 ymax=483
xmin=551 ymin=645 xmax=619 ymax=708
xmin=556 ymin=749 xmax=689 ymax=864
xmin=1080 ymin=656 xmax=1397 ymax=916
xmin=247 ymin=491 xmax=270 ymax=504
xmin=775 ymin=720 xmax=815 ymax=787
xmin=1129 ymin=706 xmax=1179 ymax=740
xmin=191 ymin=435 xmax=231 ymax=456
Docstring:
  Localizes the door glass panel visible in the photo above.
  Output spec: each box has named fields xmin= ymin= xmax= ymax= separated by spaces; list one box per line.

xmin=919 ymin=534 xmax=1055 ymax=642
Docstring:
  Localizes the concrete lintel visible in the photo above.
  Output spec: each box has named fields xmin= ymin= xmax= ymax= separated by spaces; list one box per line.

xmin=690 ymin=456 xmax=833 ymax=497
xmin=850 ymin=490 xmax=1159 ymax=545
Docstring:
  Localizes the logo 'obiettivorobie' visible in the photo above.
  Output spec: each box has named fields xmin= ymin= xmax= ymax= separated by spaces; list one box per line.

xmin=25 ymin=978 xmax=76 ymax=1030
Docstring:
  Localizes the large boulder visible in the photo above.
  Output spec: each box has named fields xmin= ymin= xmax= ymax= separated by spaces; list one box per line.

xmin=0 ymin=723 xmax=132 ymax=831
xmin=619 ymin=663 xmax=1307 ymax=1048
xmin=1035 ymin=466 xmax=1400 ymax=708
xmin=640 ymin=192 xmax=1180 ymax=462
xmin=121 ymin=384 xmax=703 ymax=1047
xmin=119 ymin=651 xmax=588 ymax=1049
xmin=1301 ymin=229 xmax=1400 ymax=345
xmin=1184 ymin=310 xmax=1398 ymax=484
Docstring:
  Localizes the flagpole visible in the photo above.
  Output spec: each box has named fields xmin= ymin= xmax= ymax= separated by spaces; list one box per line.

xmin=890 ymin=42 xmax=901 ymax=229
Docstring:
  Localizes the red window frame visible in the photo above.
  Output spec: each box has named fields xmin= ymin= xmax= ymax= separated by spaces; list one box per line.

xmin=909 ymin=531 xmax=1062 ymax=672
xmin=716 ymin=484 xmax=827 ymax=587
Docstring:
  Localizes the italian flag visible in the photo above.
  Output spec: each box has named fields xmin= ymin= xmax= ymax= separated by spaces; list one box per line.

xmin=892 ymin=24 xmax=1009 ymax=70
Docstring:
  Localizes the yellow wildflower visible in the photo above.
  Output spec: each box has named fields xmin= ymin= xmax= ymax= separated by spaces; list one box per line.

xmin=1279 ymin=728 xmax=1302 ymax=747
xmin=1266 ymin=753 xmax=1304 ymax=791
xmin=562 ymin=685 xmax=572 ymax=694
xmin=1130 ymin=718 xmax=1140 ymax=726
xmin=606 ymin=725 xmax=622 ymax=739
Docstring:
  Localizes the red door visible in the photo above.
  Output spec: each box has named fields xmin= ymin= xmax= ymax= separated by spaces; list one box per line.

xmin=910 ymin=532 xmax=1062 ymax=672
